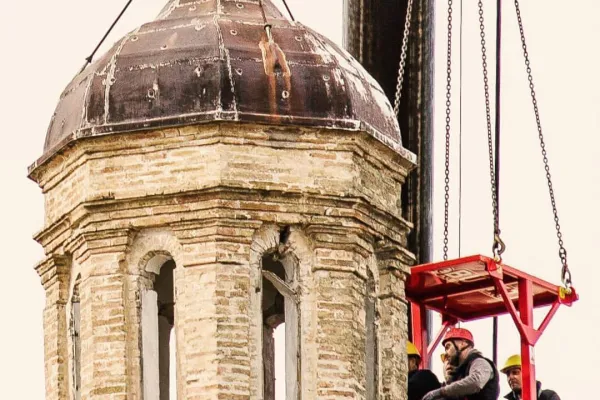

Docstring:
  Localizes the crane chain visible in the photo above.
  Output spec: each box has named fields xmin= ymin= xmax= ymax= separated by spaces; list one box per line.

xmin=514 ymin=0 xmax=571 ymax=288
xmin=477 ymin=1 xmax=505 ymax=261
xmin=443 ymin=0 xmax=453 ymax=261
xmin=393 ymin=0 xmax=414 ymax=116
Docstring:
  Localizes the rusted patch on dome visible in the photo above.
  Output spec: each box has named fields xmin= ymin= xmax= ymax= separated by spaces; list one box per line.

xmin=259 ymin=27 xmax=292 ymax=123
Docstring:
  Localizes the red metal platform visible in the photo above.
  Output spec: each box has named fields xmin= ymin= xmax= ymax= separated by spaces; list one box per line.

xmin=406 ymin=254 xmax=578 ymax=400
xmin=406 ymin=254 xmax=576 ymax=322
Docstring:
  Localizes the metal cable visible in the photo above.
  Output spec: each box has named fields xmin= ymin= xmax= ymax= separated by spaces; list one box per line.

xmin=281 ymin=0 xmax=295 ymax=21
xmin=80 ymin=0 xmax=134 ymax=73
xmin=514 ymin=0 xmax=571 ymax=288
xmin=258 ymin=0 xmax=274 ymax=41
xmin=258 ymin=0 xmax=269 ymax=24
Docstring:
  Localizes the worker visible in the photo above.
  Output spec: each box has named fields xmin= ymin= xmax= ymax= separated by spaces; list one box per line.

xmin=440 ymin=353 xmax=457 ymax=384
xmin=407 ymin=341 xmax=442 ymax=400
xmin=500 ymin=354 xmax=560 ymax=400
xmin=422 ymin=327 xmax=500 ymax=400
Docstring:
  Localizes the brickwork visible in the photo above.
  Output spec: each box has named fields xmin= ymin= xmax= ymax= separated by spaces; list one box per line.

xmin=31 ymin=123 xmax=415 ymax=399
xmin=36 ymin=255 xmax=70 ymax=400
xmin=79 ymin=252 xmax=128 ymax=398
xmin=377 ymin=247 xmax=413 ymax=400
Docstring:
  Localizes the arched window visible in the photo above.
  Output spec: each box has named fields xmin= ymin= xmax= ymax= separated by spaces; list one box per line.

xmin=261 ymin=252 xmax=299 ymax=400
xmin=70 ymin=274 xmax=81 ymax=400
xmin=142 ymin=256 xmax=177 ymax=400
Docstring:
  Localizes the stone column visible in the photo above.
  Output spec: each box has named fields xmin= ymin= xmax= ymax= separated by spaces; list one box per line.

xmin=376 ymin=245 xmax=412 ymax=400
xmin=36 ymin=255 xmax=70 ymax=400
xmin=175 ymin=222 xmax=255 ymax=399
xmin=309 ymin=227 xmax=370 ymax=400
xmin=77 ymin=244 xmax=129 ymax=399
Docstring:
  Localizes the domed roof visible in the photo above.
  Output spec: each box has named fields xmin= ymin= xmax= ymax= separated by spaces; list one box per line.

xmin=41 ymin=0 xmax=413 ymax=163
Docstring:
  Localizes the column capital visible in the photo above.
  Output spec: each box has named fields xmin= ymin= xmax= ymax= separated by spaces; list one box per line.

xmin=35 ymin=254 xmax=70 ymax=291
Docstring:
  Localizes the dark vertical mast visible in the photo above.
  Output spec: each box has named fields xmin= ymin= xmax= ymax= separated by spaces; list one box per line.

xmin=493 ymin=0 xmax=502 ymax=366
xmin=343 ymin=0 xmax=436 ymax=352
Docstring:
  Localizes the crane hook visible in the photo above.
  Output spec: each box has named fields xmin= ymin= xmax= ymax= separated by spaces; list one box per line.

xmin=492 ymin=233 xmax=506 ymax=262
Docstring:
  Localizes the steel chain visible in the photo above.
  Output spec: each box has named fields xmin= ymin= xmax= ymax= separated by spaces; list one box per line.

xmin=393 ymin=0 xmax=414 ymax=116
xmin=477 ymin=1 xmax=504 ymax=260
xmin=443 ymin=0 xmax=453 ymax=261
xmin=514 ymin=0 xmax=571 ymax=287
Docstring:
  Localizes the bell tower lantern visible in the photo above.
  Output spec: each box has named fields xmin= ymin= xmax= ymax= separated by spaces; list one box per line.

xmin=29 ymin=1 xmax=416 ymax=399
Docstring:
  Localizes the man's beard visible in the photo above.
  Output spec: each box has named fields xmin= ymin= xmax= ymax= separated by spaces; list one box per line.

xmin=448 ymin=353 xmax=460 ymax=367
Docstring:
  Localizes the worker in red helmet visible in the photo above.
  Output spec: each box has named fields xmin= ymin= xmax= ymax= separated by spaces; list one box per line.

xmin=407 ymin=341 xmax=442 ymax=400
xmin=422 ymin=327 xmax=500 ymax=400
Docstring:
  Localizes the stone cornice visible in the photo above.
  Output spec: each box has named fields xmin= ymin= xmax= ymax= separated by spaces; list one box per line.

xmin=70 ymin=228 xmax=134 ymax=265
xmin=33 ymin=215 xmax=71 ymax=249
xmin=35 ymin=187 xmax=413 ymax=256
xmin=35 ymin=254 xmax=70 ymax=292
xmin=30 ymin=124 xmax=416 ymax=186
xmin=216 ymin=127 xmax=417 ymax=175
xmin=376 ymin=243 xmax=413 ymax=303
xmin=95 ymin=188 xmax=412 ymax=236
xmin=304 ymin=224 xmax=373 ymax=256
xmin=170 ymin=218 xmax=261 ymax=245
xmin=375 ymin=242 xmax=416 ymax=268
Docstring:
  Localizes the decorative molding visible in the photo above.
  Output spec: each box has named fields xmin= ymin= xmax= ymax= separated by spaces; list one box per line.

xmin=35 ymin=254 xmax=70 ymax=292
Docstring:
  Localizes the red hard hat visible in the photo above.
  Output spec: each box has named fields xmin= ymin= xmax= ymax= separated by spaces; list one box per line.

xmin=442 ymin=327 xmax=474 ymax=346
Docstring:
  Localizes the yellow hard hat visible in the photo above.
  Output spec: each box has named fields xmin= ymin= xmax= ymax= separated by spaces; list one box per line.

xmin=407 ymin=341 xmax=421 ymax=358
xmin=501 ymin=354 xmax=522 ymax=374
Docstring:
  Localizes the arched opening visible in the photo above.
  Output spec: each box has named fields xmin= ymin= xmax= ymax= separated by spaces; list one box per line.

xmin=142 ymin=257 xmax=177 ymax=400
xmin=261 ymin=252 xmax=299 ymax=400
xmin=70 ymin=274 xmax=81 ymax=400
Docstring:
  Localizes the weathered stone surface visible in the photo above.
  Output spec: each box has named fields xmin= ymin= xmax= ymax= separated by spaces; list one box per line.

xmin=31 ymin=121 xmax=415 ymax=399
xmin=36 ymin=255 xmax=70 ymax=400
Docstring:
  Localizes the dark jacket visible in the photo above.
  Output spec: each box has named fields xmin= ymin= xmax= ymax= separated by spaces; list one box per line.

xmin=408 ymin=369 xmax=442 ymax=400
xmin=453 ymin=351 xmax=500 ymax=400
xmin=503 ymin=381 xmax=560 ymax=400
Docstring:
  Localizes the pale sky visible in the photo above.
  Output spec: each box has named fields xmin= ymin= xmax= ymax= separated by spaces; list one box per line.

xmin=0 ymin=0 xmax=598 ymax=398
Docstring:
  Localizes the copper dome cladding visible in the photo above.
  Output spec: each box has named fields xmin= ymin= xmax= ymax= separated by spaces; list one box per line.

xmin=40 ymin=0 xmax=413 ymax=164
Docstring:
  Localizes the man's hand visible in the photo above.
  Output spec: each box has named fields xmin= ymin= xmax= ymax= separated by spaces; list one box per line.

xmin=444 ymin=364 xmax=457 ymax=383
xmin=422 ymin=388 xmax=444 ymax=400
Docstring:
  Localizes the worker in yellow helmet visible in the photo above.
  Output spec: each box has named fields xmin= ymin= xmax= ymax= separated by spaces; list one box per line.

xmin=500 ymin=354 xmax=560 ymax=400
xmin=407 ymin=341 xmax=441 ymax=400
